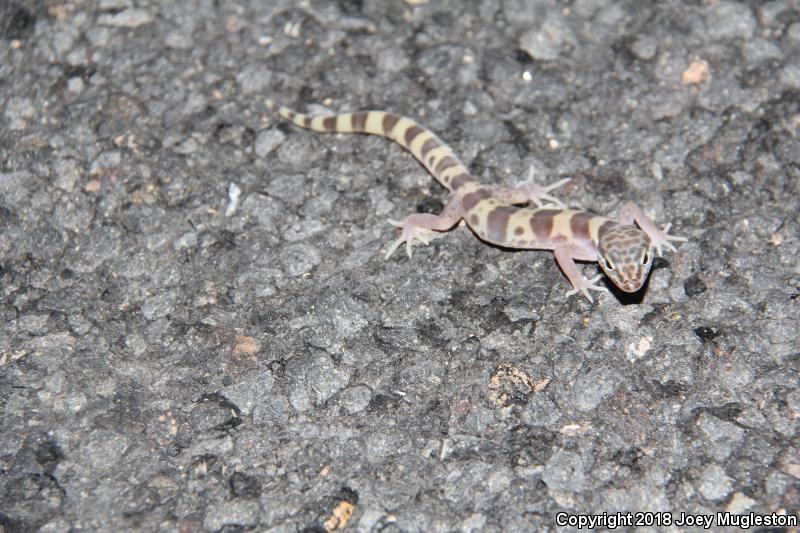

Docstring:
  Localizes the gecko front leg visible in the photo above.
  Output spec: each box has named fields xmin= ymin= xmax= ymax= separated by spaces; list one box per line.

xmin=619 ymin=202 xmax=687 ymax=256
xmin=385 ymin=193 xmax=465 ymax=259
xmin=553 ymin=245 xmax=608 ymax=303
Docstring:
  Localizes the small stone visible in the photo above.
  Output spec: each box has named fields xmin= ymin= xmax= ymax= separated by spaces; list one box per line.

xmin=254 ymin=128 xmax=286 ymax=158
xmin=237 ymin=65 xmax=272 ymax=95
xmin=629 ymin=35 xmax=657 ymax=61
xmin=757 ymin=1 xmax=790 ymax=27
xmin=682 ymin=59 xmax=710 ymax=85
xmin=173 ymin=232 xmax=197 ymax=250
xmin=463 ymin=100 xmax=477 ymax=116
xmin=182 ymin=92 xmax=207 ymax=116
xmin=742 ymin=38 xmax=783 ymax=63
xmin=780 ymin=64 xmax=800 ymax=89
xmin=225 ymin=182 xmax=241 ymax=216
xmin=242 ymin=193 xmax=282 ymax=225
xmin=173 ymin=137 xmax=199 ymax=155
xmin=99 ymin=0 xmax=131 ymax=9
xmin=462 ymin=513 xmax=487 ymax=532
xmin=543 ymin=450 xmax=586 ymax=493
xmin=54 ymin=159 xmax=83 ymax=191
xmin=340 ymin=384 xmax=372 ymax=414
xmin=229 ymin=472 xmax=261 ymax=498
xmin=704 ymin=1 xmax=756 ymax=41
xmin=726 ymin=492 xmax=756 ymax=513
xmin=223 ymin=373 xmax=275 ymax=416
xmin=282 ymin=243 xmax=321 ymax=277
xmin=519 ymin=28 xmax=560 ymax=62
xmin=78 ymin=429 xmax=130 ymax=470
xmin=165 ymin=31 xmax=193 ymax=50
xmin=502 ymin=0 xmax=539 ymax=27
xmin=203 ymin=499 xmax=261 ymax=531
xmin=696 ymin=413 xmax=744 ymax=461
xmin=98 ymin=8 xmax=153 ymax=28
xmin=697 ymin=464 xmax=733 ymax=500
xmin=141 ymin=290 xmax=178 ymax=320
xmin=306 ymin=355 xmax=351 ymax=404
xmin=86 ymin=27 xmax=111 ymax=47
xmin=52 ymin=31 xmax=75 ymax=55
xmin=67 ymin=77 xmax=85 ymax=94
xmin=376 ymin=47 xmax=410 ymax=73
xmin=788 ymin=22 xmax=800 ymax=43
xmin=570 ymin=367 xmax=619 ymax=412
xmin=5 ymin=97 xmax=35 ymax=130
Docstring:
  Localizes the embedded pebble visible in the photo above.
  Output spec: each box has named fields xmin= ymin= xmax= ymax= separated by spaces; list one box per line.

xmin=67 ymin=77 xmax=85 ymax=94
xmin=203 ymin=500 xmax=261 ymax=531
xmin=53 ymin=159 xmax=83 ymax=191
xmin=543 ymin=450 xmax=586 ymax=493
xmin=519 ymin=28 xmax=560 ymax=62
xmin=98 ymin=8 xmax=154 ymax=28
xmin=340 ymin=385 xmax=372 ymax=414
xmin=51 ymin=31 xmax=75 ymax=55
xmin=281 ymin=243 xmax=321 ymax=276
xmin=779 ymin=64 xmax=800 ymax=89
xmin=629 ymin=34 xmax=658 ymax=60
xmin=704 ymin=1 xmax=756 ymax=41
xmin=726 ymin=491 xmax=756 ymax=513
xmin=78 ymin=429 xmax=130 ymax=470
xmin=5 ymin=97 xmax=35 ymax=130
xmin=307 ymin=356 xmax=352 ymax=404
xmin=237 ymin=65 xmax=272 ymax=95
xmin=697 ymin=464 xmax=733 ymax=500
xmin=742 ymin=38 xmax=783 ymax=62
xmin=173 ymin=232 xmax=197 ymax=250
xmin=182 ymin=92 xmax=207 ymax=116
xmin=570 ymin=367 xmax=620 ymax=412
xmin=696 ymin=413 xmax=745 ymax=461
xmin=376 ymin=47 xmax=410 ymax=73
xmin=99 ymin=0 xmax=131 ymax=9
xmin=501 ymin=0 xmax=539 ymax=27
xmin=165 ymin=31 xmax=193 ymax=50
xmin=225 ymin=182 xmax=241 ymax=217
xmin=254 ymin=128 xmax=286 ymax=158
xmin=788 ymin=22 xmax=800 ymax=43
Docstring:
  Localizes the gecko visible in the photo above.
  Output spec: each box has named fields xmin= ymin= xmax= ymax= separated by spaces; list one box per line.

xmin=264 ymin=100 xmax=687 ymax=302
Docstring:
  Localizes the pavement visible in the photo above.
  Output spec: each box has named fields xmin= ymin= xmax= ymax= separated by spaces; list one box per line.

xmin=1 ymin=0 xmax=799 ymax=531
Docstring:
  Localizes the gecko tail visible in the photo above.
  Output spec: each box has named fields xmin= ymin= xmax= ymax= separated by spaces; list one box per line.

xmin=263 ymin=99 xmax=475 ymax=191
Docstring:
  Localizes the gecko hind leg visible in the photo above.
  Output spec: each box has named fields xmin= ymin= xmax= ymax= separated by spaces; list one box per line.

xmin=493 ymin=165 xmax=570 ymax=208
xmin=385 ymin=193 xmax=464 ymax=259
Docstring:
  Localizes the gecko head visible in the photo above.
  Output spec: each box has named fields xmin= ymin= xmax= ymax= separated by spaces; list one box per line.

xmin=597 ymin=225 xmax=654 ymax=293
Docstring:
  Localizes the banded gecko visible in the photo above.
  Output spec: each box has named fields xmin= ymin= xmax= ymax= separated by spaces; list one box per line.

xmin=264 ymin=100 xmax=687 ymax=302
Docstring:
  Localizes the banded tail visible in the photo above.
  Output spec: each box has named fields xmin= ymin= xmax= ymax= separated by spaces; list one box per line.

xmin=264 ymin=99 xmax=476 ymax=192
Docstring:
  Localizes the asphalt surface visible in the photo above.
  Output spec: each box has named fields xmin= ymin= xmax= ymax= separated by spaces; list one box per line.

xmin=1 ymin=0 xmax=799 ymax=531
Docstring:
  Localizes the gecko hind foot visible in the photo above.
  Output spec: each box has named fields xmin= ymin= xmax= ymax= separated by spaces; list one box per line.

xmin=517 ymin=166 xmax=571 ymax=208
xmin=385 ymin=218 xmax=440 ymax=259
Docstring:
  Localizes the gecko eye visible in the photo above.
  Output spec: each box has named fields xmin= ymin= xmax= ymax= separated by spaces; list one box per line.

xmin=641 ymin=251 xmax=651 ymax=265
xmin=602 ymin=257 xmax=615 ymax=271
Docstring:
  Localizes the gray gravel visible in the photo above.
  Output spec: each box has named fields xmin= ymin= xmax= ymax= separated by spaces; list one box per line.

xmin=2 ymin=0 xmax=799 ymax=531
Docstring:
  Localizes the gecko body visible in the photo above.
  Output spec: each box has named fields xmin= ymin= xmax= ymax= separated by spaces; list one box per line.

xmin=265 ymin=100 xmax=686 ymax=302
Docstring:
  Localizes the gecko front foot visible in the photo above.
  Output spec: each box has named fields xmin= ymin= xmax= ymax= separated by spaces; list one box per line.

xmin=565 ymin=274 xmax=609 ymax=303
xmin=384 ymin=217 xmax=440 ymax=259
xmin=649 ymin=222 xmax=688 ymax=257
